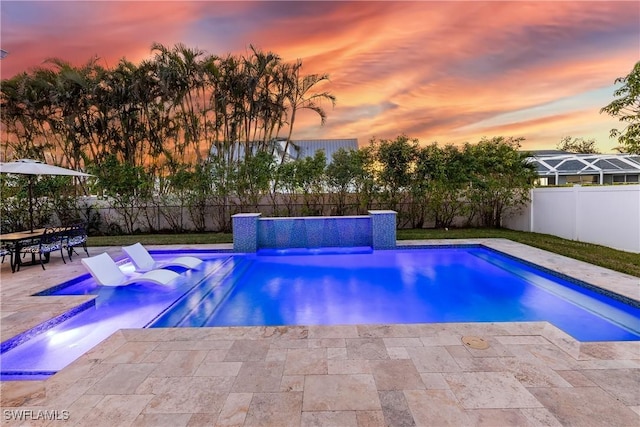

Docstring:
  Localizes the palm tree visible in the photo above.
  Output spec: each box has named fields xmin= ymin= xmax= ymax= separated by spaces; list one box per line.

xmin=280 ymin=60 xmax=336 ymax=164
xmin=151 ymin=42 xmax=209 ymax=163
xmin=0 ymin=72 xmax=45 ymax=159
xmin=44 ymin=57 xmax=109 ymax=170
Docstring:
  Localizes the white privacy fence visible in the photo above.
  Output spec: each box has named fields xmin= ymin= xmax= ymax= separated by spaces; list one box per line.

xmin=504 ymin=185 xmax=640 ymax=253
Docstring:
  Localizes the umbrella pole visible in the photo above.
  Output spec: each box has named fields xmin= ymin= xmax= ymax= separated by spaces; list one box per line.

xmin=28 ymin=177 xmax=34 ymax=233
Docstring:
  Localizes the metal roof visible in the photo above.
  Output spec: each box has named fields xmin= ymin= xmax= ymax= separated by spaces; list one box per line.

xmin=526 ymin=150 xmax=572 ymax=156
xmin=209 ymin=139 xmax=358 ymax=164
xmin=527 ymin=153 xmax=640 ymax=176
xmin=292 ymin=139 xmax=359 ymax=163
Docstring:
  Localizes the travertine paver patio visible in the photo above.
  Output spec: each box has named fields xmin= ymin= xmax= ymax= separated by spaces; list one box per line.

xmin=1 ymin=239 xmax=639 ymax=426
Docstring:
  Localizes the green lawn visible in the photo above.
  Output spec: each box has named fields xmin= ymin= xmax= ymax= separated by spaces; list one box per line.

xmin=88 ymin=228 xmax=640 ymax=277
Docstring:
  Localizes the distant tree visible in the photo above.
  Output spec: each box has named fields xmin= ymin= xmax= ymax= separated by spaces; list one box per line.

xmin=349 ymin=145 xmax=378 ymax=214
xmin=464 ymin=137 xmax=537 ymax=228
xmin=407 ymin=145 xmax=432 ymax=228
xmin=295 ymin=150 xmax=327 ymax=215
xmin=233 ymin=150 xmax=276 ymax=212
xmin=274 ymin=161 xmax=299 ymax=216
xmin=89 ymin=154 xmax=152 ymax=234
xmin=556 ymin=136 xmax=600 ymax=154
xmin=158 ymin=162 xmax=215 ymax=233
xmin=421 ymin=143 xmax=471 ymax=229
xmin=600 ymin=61 xmax=640 ymax=154
xmin=326 ymin=148 xmax=361 ymax=215
xmin=373 ymin=135 xmax=419 ymax=213
xmin=185 ymin=163 xmax=215 ymax=232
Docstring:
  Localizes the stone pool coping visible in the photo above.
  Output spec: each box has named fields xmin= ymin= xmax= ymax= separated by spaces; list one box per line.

xmin=0 ymin=239 xmax=638 ymax=426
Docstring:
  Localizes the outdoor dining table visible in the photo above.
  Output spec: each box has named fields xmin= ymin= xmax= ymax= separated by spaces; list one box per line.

xmin=0 ymin=228 xmax=47 ymax=273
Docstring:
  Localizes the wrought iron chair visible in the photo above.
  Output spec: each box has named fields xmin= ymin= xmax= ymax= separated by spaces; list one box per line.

xmin=17 ymin=227 xmax=66 ymax=271
xmin=0 ymin=244 xmax=12 ymax=264
xmin=64 ymin=222 xmax=89 ymax=261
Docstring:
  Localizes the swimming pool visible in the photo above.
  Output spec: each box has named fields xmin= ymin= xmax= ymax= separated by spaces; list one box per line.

xmin=1 ymin=245 xmax=639 ymax=380
xmin=150 ymin=246 xmax=640 ymax=341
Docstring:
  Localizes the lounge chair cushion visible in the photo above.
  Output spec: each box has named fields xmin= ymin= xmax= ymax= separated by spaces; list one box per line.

xmin=81 ymin=252 xmax=180 ymax=287
xmin=20 ymin=242 xmax=62 ymax=253
xmin=67 ymin=235 xmax=87 ymax=246
xmin=122 ymin=242 xmax=203 ymax=272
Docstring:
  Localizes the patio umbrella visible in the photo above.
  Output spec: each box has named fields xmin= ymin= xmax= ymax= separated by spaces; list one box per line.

xmin=0 ymin=159 xmax=92 ymax=232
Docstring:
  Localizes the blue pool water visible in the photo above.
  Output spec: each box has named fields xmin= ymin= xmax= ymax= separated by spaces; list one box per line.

xmin=152 ymin=247 xmax=640 ymax=341
xmin=1 ymin=246 xmax=639 ymax=381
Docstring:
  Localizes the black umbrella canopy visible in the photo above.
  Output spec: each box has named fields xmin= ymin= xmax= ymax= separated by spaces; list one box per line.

xmin=0 ymin=159 xmax=92 ymax=232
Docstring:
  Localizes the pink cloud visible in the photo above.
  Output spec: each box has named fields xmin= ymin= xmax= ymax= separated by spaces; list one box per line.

xmin=1 ymin=2 xmax=203 ymax=77
xmin=1 ymin=1 xmax=637 ymax=152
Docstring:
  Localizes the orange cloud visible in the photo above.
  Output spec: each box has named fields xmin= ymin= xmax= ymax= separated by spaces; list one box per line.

xmin=0 ymin=2 xmax=203 ymax=76
xmin=1 ymin=1 xmax=637 ymax=153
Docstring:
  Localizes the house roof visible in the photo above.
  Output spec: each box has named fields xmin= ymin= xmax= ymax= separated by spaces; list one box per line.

xmin=209 ymin=139 xmax=358 ymax=164
xmin=292 ymin=139 xmax=359 ymax=162
xmin=527 ymin=153 xmax=640 ymax=176
xmin=525 ymin=149 xmax=572 ymax=156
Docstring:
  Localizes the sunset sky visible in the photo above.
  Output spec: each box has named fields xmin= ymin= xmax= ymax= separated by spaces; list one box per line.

xmin=1 ymin=1 xmax=638 ymax=153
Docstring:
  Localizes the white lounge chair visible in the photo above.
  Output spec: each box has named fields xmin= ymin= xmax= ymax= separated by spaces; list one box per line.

xmin=122 ymin=242 xmax=203 ymax=272
xmin=81 ymin=252 xmax=180 ymax=287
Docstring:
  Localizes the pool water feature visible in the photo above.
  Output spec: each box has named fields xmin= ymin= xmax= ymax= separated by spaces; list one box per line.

xmin=232 ymin=211 xmax=397 ymax=252
xmin=1 ymin=246 xmax=639 ymax=381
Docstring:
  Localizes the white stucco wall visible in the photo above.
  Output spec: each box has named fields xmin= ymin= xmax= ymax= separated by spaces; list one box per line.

xmin=504 ymin=185 xmax=640 ymax=253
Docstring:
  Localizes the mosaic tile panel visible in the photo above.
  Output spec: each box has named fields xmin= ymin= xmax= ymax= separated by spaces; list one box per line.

xmin=239 ymin=213 xmax=396 ymax=251
xmin=321 ymin=217 xmax=340 ymax=247
xmin=369 ymin=210 xmax=397 ymax=249
xmin=291 ymin=219 xmax=309 ymax=247
xmin=272 ymin=220 xmax=292 ymax=248
xmin=304 ymin=219 xmax=325 ymax=248
xmin=258 ymin=219 xmax=301 ymax=249
xmin=336 ymin=217 xmax=358 ymax=245
xmin=353 ymin=217 xmax=373 ymax=246
xmin=232 ymin=213 xmax=261 ymax=252
xmin=279 ymin=219 xmax=301 ymax=248
xmin=259 ymin=217 xmax=374 ymax=249
xmin=340 ymin=217 xmax=370 ymax=247
xmin=256 ymin=219 xmax=273 ymax=248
